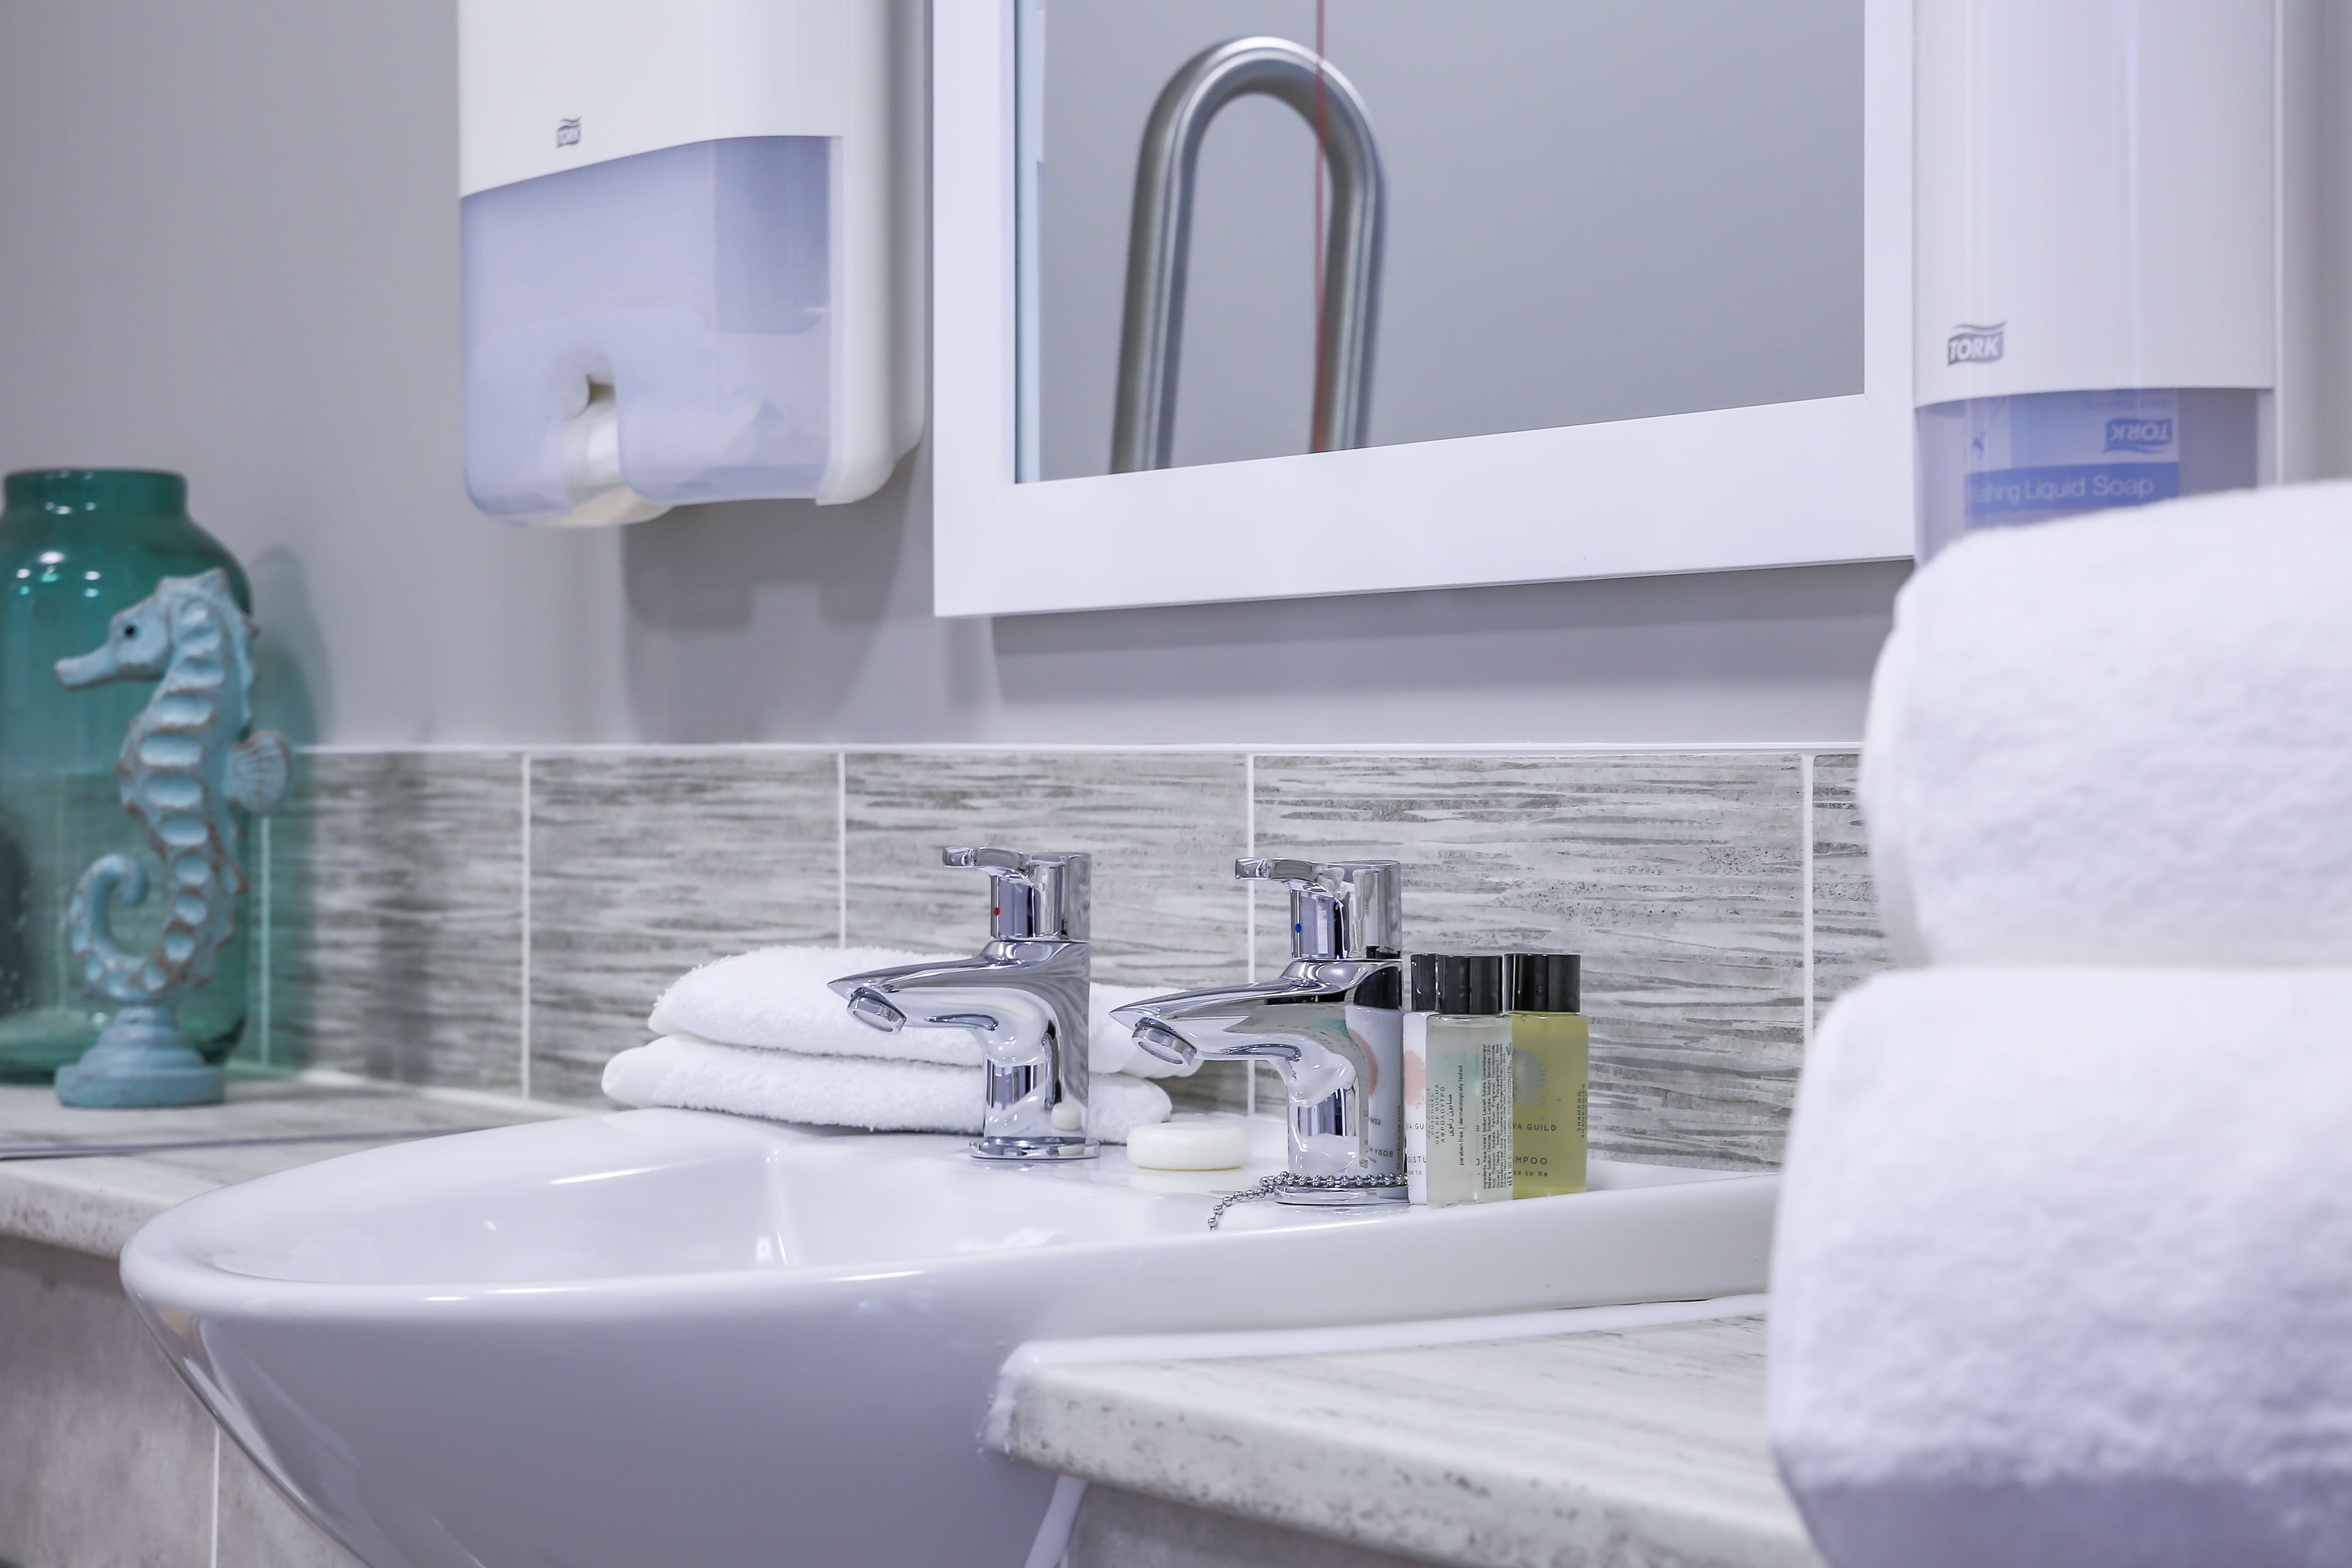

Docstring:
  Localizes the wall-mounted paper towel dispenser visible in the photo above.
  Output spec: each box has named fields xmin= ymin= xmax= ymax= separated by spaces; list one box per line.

xmin=459 ymin=0 xmax=921 ymax=526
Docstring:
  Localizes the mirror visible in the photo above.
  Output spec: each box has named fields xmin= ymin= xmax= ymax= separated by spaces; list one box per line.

xmin=931 ymin=0 xmax=1909 ymax=617
xmin=1020 ymin=1 xmax=1865 ymax=481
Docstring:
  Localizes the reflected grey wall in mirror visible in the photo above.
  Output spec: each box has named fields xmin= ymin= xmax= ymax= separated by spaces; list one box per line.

xmin=1019 ymin=1 xmax=1865 ymax=481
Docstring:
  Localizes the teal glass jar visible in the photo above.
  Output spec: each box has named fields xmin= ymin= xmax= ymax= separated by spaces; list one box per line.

xmin=0 ymin=471 xmax=255 ymax=1082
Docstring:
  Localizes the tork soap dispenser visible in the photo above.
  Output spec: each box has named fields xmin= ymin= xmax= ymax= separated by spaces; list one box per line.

xmin=1914 ymin=0 xmax=2274 ymax=558
xmin=459 ymin=0 xmax=921 ymax=526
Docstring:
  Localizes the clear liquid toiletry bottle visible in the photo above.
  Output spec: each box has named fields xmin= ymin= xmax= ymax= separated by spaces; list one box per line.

xmin=1403 ymin=954 xmax=1513 ymax=1207
xmin=1508 ymin=952 xmax=1588 ymax=1198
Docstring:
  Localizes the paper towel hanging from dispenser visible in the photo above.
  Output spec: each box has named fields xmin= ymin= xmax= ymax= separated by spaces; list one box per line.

xmin=459 ymin=0 xmax=921 ymax=526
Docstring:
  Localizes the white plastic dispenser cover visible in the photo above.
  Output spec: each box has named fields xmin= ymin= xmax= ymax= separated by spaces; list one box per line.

xmin=459 ymin=0 xmax=918 ymax=526
xmin=1912 ymin=1 xmax=2272 ymax=554
xmin=1913 ymin=0 xmax=2275 ymax=409
xmin=464 ymin=138 xmax=832 ymax=519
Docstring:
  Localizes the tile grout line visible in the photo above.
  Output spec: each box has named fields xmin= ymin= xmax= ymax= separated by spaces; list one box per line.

xmin=1244 ymin=755 xmax=1258 ymax=982
xmin=1243 ymin=754 xmax=1257 ymax=1118
xmin=1800 ymin=751 xmax=1816 ymax=1049
xmin=836 ymin=751 xmax=848 ymax=946
xmin=519 ymin=755 xmax=533 ymax=1099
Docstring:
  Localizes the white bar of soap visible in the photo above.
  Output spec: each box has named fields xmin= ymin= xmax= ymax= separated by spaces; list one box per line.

xmin=1125 ymin=1121 xmax=1250 ymax=1170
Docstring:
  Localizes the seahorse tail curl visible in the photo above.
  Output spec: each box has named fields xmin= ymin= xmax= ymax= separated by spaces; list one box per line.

xmin=67 ymin=852 xmax=162 ymax=1002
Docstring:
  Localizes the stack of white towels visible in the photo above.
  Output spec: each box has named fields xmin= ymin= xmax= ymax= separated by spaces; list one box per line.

xmin=602 ymin=946 xmax=1182 ymax=1142
xmin=1770 ymin=483 xmax=2352 ymax=1567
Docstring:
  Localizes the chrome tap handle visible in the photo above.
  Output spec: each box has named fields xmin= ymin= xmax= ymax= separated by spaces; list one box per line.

xmin=1235 ymin=857 xmax=1401 ymax=962
xmin=943 ymin=846 xmax=1092 ymax=943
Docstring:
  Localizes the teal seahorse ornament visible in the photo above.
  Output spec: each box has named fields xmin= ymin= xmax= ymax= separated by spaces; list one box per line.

xmin=51 ymin=568 xmax=290 ymax=1107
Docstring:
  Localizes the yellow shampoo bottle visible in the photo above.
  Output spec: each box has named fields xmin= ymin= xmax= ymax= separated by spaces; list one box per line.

xmin=1508 ymin=952 xmax=1588 ymax=1197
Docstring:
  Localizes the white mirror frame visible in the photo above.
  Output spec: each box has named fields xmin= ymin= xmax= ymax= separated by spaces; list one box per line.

xmin=932 ymin=0 xmax=1915 ymax=618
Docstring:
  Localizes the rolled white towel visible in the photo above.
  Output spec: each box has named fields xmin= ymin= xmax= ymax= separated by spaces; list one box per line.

xmin=647 ymin=945 xmax=1196 ymax=1079
xmin=1861 ymin=481 xmax=2352 ymax=968
xmin=603 ymin=1035 xmax=1172 ymax=1142
xmin=1770 ymin=966 xmax=2352 ymax=1568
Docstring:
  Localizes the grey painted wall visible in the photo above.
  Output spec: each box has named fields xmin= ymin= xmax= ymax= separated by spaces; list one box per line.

xmin=0 ymin=0 xmax=1904 ymax=748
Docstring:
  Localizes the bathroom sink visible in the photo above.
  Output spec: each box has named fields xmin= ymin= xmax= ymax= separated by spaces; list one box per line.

xmin=121 ymin=1109 xmax=1774 ymax=1568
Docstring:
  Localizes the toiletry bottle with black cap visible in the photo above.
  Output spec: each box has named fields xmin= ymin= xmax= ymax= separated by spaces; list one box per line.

xmin=1403 ymin=955 xmax=1514 ymax=1207
xmin=1508 ymin=952 xmax=1588 ymax=1197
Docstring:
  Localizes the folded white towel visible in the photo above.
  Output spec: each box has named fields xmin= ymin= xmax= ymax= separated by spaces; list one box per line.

xmin=647 ymin=945 xmax=1194 ymax=1079
xmin=1861 ymin=482 xmax=2352 ymax=968
xmin=602 ymin=1036 xmax=1172 ymax=1142
xmin=1770 ymin=967 xmax=2352 ymax=1568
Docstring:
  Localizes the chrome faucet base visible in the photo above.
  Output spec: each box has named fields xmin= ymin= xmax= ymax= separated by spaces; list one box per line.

xmin=971 ymin=1136 xmax=1101 ymax=1163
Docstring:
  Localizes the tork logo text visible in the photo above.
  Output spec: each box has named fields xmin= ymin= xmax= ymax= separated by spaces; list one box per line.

xmin=1947 ymin=323 xmax=2005 ymax=365
xmin=2105 ymin=417 xmax=2174 ymax=453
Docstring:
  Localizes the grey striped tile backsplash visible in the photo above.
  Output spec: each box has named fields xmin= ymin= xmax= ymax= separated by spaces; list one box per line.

xmin=843 ymin=750 xmax=1250 ymax=989
xmin=1810 ymin=753 xmax=1893 ymax=1025
xmin=252 ymin=746 xmax=1887 ymax=1167
xmin=1255 ymin=754 xmax=1804 ymax=1169
xmin=527 ymin=752 xmax=840 ymax=1104
xmin=266 ymin=752 xmax=526 ymax=1091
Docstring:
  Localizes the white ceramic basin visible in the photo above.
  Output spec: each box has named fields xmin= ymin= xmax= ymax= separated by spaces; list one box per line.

xmin=121 ymin=1109 xmax=1774 ymax=1568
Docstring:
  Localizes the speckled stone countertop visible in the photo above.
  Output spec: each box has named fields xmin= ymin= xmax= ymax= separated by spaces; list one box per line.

xmin=0 ymin=1073 xmax=564 ymax=1258
xmin=1001 ymin=1314 xmax=1826 ymax=1568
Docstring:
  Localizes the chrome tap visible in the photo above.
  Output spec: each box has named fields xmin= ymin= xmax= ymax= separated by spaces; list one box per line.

xmin=1114 ymin=858 xmax=1405 ymax=1206
xmin=829 ymin=847 xmax=1096 ymax=1162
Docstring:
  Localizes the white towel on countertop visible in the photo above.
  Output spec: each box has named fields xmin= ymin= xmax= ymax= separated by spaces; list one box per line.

xmin=1769 ymin=966 xmax=2352 ymax=1568
xmin=646 ymin=944 xmax=1194 ymax=1079
xmin=602 ymin=1035 xmax=1172 ymax=1142
xmin=1861 ymin=481 xmax=2352 ymax=969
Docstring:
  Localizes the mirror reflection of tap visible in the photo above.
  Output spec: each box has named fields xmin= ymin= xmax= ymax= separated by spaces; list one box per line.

xmin=1115 ymin=858 xmax=1405 ymax=1207
xmin=828 ymin=847 xmax=1097 ymax=1162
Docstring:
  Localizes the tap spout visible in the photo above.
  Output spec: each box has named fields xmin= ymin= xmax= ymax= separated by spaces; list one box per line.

xmin=832 ymin=951 xmax=1032 ymax=1031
